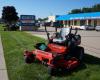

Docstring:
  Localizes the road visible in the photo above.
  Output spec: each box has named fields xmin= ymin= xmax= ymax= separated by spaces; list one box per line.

xmin=79 ymin=30 xmax=100 ymax=58
xmin=27 ymin=26 xmax=100 ymax=58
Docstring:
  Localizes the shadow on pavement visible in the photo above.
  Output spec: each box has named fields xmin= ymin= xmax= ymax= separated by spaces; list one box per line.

xmin=84 ymin=53 xmax=100 ymax=65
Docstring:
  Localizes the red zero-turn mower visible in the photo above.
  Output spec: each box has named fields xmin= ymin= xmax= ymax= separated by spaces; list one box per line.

xmin=24 ymin=26 xmax=84 ymax=75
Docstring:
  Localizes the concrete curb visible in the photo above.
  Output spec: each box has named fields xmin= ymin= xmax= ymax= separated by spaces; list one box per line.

xmin=0 ymin=36 xmax=9 ymax=80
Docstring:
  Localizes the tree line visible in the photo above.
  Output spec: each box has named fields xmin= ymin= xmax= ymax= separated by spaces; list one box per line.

xmin=69 ymin=4 xmax=100 ymax=14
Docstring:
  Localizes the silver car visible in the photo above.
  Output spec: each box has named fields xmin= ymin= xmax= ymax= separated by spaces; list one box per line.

xmin=95 ymin=26 xmax=100 ymax=31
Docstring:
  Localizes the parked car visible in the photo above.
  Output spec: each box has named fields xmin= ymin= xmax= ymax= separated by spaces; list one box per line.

xmin=80 ymin=26 xmax=86 ymax=30
xmin=95 ymin=26 xmax=100 ymax=31
xmin=80 ymin=25 xmax=95 ymax=30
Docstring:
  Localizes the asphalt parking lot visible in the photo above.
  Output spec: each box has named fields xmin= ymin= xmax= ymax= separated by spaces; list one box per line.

xmin=79 ymin=30 xmax=100 ymax=58
xmin=27 ymin=26 xmax=100 ymax=58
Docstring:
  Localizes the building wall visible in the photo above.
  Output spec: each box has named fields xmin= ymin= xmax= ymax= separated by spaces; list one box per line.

xmin=59 ymin=19 xmax=100 ymax=28
xmin=64 ymin=20 xmax=80 ymax=28
xmin=91 ymin=20 xmax=94 ymax=26
xmin=97 ymin=19 xmax=100 ymax=26
xmin=73 ymin=20 xmax=80 ymax=28
xmin=48 ymin=16 xmax=56 ymax=22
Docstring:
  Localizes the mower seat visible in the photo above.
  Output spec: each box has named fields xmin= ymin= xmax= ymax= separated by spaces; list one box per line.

xmin=53 ymin=28 xmax=70 ymax=43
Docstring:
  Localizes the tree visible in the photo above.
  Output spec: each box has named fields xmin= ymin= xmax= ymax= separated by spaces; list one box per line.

xmin=38 ymin=17 xmax=48 ymax=22
xmin=82 ymin=7 xmax=92 ymax=13
xmin=43 ymin=17 xmax=48 ymax=22
xmin=38 ymin=18 xmax=43 ymax=22
xmin=92 ymin=4 xmax=100 ymax=12
xmin=69 ymin=9 xmax=82 ymax=14
xmin=69 ymin=4 xmax=100 ymax=14
xmin=2 ymin=6 xmax=19 ymax=30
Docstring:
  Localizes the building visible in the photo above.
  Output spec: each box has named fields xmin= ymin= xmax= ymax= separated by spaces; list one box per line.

xmin=56 ymin=12 xmax=100 ymax=28
xmin=19 ymin=15 xmax=36 ymax=31
xmin=48 ymin=15 xmax=59 ymax=22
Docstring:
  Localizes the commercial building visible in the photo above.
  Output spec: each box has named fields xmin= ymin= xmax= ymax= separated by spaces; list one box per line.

xmin=48 ymin=15 xmax=59 ymax=22
xmin=56 ymin=12 xmax=100 ymax=28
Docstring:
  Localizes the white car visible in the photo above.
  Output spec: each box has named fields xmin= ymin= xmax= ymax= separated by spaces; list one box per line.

xmin=95 ymin=26 xmax=100 ymax=31
xmin=80 ymin=26 xmax=86 ymax=30
xmin=80 ymin=25 xmax=95 ymax=30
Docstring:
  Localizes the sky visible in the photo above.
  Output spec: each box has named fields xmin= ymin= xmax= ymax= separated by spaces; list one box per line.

xmin=0 ymin=0 xmax=100 ymax=19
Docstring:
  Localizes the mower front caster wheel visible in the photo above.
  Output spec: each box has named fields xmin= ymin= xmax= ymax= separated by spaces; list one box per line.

xmin=25 ymin=54 xmax=35 ymax=64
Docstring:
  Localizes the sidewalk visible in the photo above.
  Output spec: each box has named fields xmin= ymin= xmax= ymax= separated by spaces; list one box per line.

xmin=0 ymin=36 xmax=9 ymax=80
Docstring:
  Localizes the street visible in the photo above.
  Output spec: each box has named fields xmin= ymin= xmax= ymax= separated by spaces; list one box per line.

xmin=79 ymin=30 xmax=100 ymax=57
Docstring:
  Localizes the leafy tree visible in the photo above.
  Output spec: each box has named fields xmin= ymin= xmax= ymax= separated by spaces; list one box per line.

xmin=69 ymin=9 xmax=82 ymax=14
xmin=2 ymin=6 xmax=19 ymax=30
xmin=43 ymin=17 xmax=48 ymax=21
xmin=69 ymin=4 xmax=100 ymax=14
xmin=38 ymin=18 xmax=43 ymax=22
xmin=82 ymin=7 xmax=92 ymax=13
xmin=92 ymin=4 xmax=100 ymax=12
xmin=38 ymin=17 xmax=48 ymax=22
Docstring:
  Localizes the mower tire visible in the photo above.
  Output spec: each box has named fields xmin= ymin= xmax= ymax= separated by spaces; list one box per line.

xmin=76 ymin=46 xmax=84 ymax=61
xmin=25 ymin=54 xmax=35 ymax=64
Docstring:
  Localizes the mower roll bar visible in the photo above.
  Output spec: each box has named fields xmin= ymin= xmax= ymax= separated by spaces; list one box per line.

xmin=44 ymin=24 xmax=58 ymax=41
xmin=65 ymin=26 xmax=78 ymax=47
xmin=44 ymin=25 xmax=50 ymax=41
xmin=68 ymin=26 xmax=78 ymax=36
xmin=74 ymin=27 xmax=78 ymax=35
xmin=44 ymin=24 xmax=78 ymax=43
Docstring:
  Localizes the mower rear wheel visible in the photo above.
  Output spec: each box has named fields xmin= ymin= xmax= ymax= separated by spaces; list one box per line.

xmin=25 ymin=54 xmax=35 ymax=64
xmin=76 ymin=47 xmax=84 ymax=61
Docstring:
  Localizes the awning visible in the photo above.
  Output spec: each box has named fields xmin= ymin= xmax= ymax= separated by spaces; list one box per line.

xmin=56 ymin=12 xmax=100 ymax=20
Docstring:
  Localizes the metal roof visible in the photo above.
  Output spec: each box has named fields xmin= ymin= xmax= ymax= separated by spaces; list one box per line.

xmin=56 ymin=12 xmax=100 ymax=20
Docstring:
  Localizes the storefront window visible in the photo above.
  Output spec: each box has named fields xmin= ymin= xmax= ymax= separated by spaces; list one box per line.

xmin=74 ymin=20 xmax=77 ymax=25
xmin=80 ymin=20 xmax=86 ymax=26
xmin=94 ymin=20 xmax=97 ymax=27
xmin=88 ymin=20 xmax=91 ymax=25
xmin=68 ymin=21 xmax=70 ymax=26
